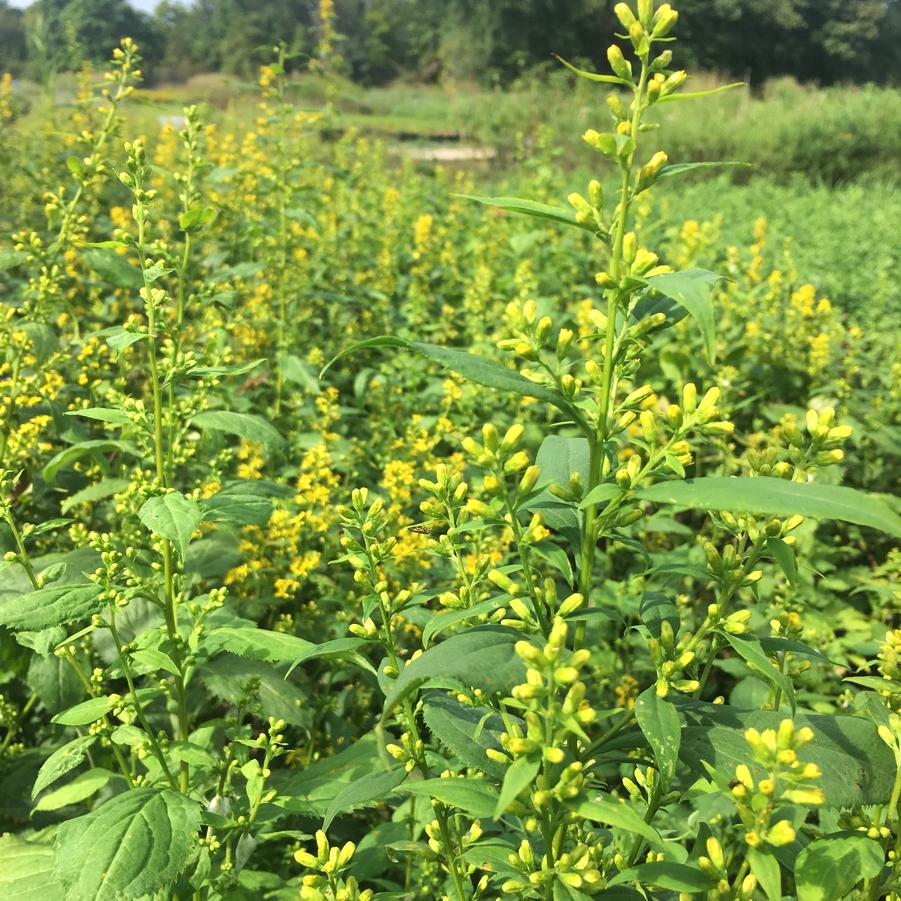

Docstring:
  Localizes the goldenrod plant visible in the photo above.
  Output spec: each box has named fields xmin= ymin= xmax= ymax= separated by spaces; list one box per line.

xmin=0 ymin=4 xmax=898 ymax=901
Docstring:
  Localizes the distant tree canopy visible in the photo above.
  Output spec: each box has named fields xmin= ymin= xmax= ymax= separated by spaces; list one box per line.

xmin=0 ymin=0 xmax=898 ymax=86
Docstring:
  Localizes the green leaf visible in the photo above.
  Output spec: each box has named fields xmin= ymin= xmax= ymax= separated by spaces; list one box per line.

xmin=138 ymin=492 xmax=202 ymax=559
xmin=721 ymin=633 xmax=795 ymax=711
xmin=795 ymin=834 xmax=884 ymax=901
xmin=43 ymin=440 xmax=140 ymax=484
xmin=571 ymin=797 xmax=665 ymax=848
xmin=655 ymin=161 xmax=750 ymax=182
xmin=81 ymin=247 xmax=142 ymax=290
xmin=640 ymin=476 xmax=901 ymax=539
xmin=642 ymin=269 xmax=721 ymax=364
xmin=204 ymin=626 xmax=315 ymax=663
xmin=453 ymin=193 xmax=594 ymax=233
xmin=105 ymin=327 xmax=146 ymax=353
xmin=677 ymin=701 xmax=896 ymax=807
xmin=201 ymin=657 xmax=308 ymax=726
xmin=767 ymin=536 xmax=799 ymax=585
xmin=405 ymin=777 xmax=500 ymax=819
xmin=27 ymin=652 xmax=83 ymax=713
xmin=322 ymin=768 xmax=407 ymax=831
xmin=421 ymin=596 xmax=507 ymax=648
xmin=61 ymin=478 xmax=130 ymax=513
xmin=201 ymin=486 xmax=274 ymax=526
xmin=321 ymin=337 xmax=578 ymax=420
xmin=422 ymin=692 xmax=509 ymax=778
xmin=554 ymin=54 xmax=630 ymax=85
xmin=32 ymin=735 xmax=97 ymax=799
xmin=609 ymin=861 xmax=715 ymax=891
xmin=52 ymin=696 xmax=110 ymax=726
xmin=495 ymin=754 xmax=539 ymax=817
xmin=179 ymin=205 xmax=217 ymax=231
xmin=525 ymin=436 xmax=590 ymax=534
xmin=639 ymin=592 xmax=679 ymax=641
xmin=54 ymin=787 xmax=201 ymax=901
xmin=634 ymin=688 xmax=681 ymax=786
xmin=578 ymin=483 xmax=621 ymax=509
xmin=0 ymin=834 xmax=63 ymax=900
xmin=658 ymin=81 xmax=744 ymax=103
xmin=0 ymin=584 xmax=105 ymax=632
xmin=33 ymin=768 xmax=113 ymax=812
xmin=746 ymin=847 xmax=781 ymax=901
xmin=192 ymin=410 xmax=285 ymax=449
xmin=131 ymin=648 xmax=181 ymax=676
xmin=382 ymin=626 xmax=528 ymax=718
xmin=184 ymin=358 xmax=264 ymax=380
xmin=0 ymin=249 xmax=27 ymax=271
xmin=64 ymin=407 xmax=131 ymax=426
xmin=286 ymin=637 xmax=374 ymax=677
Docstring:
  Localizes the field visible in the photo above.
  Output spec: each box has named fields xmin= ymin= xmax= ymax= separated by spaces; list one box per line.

xmin=0 ymin=8 xmax=900 ymax=901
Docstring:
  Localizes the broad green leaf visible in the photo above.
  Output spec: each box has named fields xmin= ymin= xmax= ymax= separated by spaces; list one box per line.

xmin=609 ymin=861 xmax=715 ymax=891
xmin=278 ymin=354 xmax=321 ymax=393
xmin=677 ymin=701 xmax=896 ymax=807
xmin=52 ymin=696 xmax=110 ymax=726
xmin=643 ymin=269 xmax=721 ymax=364
xmin=43 ymin=440 xmax=140 ymax=485
xmin=721 ymin=633 xmax=795 ymax=711
xmin=179 ymin=205 xmax=217 ymax=231
xmin=204 ymin=626 xmax=315 ymax=663
xmin=767 ymin=536 xmax=799 ymax=585
xmin=554 ymin=54 xmax=630 ymax=85
xmin=0 ymin=834 xmax=63 ymax=900
xmin=27 ymin=652 xmax=83 ymax=713
xmin=795 ymin=834 xmax=884 ymax=901
xmin=634 ymin=688 xmax=680 ymax=786
xmin=525 ymin=436 xmax=590 ymax=534
xmin=422 ymin=692 xmax=509 ymax=778
xmin=61 ymin=478 xmax=130 ymax=513
xmin=321 ymin=337 xmax=578 ymax=420
xmin=54 ymin=787 xmax=201 ymax=901
xmin=0 ymin=584 xmax=105 ymax=632
xmin=82 ymin=247 xmax=142 ymax=289
xmin=64 ymin=407 xmax=131 ymax=426
xmin=571 ymin=797 xmax=665 ymax=848
xmin=192 ymin=410 xmax=285 ymax=449
xmin=201 ymin=488 xmax=273 ymax=526
xmin=382 ymin=626 xmax=528 ymax=718
xmin=404 ymin=777 xmax=500 ymax=819
xmin=0 ymin=249 xmax=27 ymax=271
xmin=453 ymin=193 xmax=594 ymax=233
xmin=640 ymin=476 xmax=901 ymax=539
xmin=495 ymin=754 xmax=539 ymax=817
xmin=105 ymin=327 xmax=146 ymax=353
xmin=32 ymin=735 xmax=97 ymax=798
xmin=746 ymin=846 xmax=781 ymax=901
xmin=322 ymin=768 xmax=407 ymax=830
xmin=639 ymin=592 xmax=679 ymax=641
xmin=138 ymin=492 xmax=202 ymax=559
xmin=131 ymin=648 xmax=181 ymax=676
xmin=201 ymin=657 xmax=308 ymax=726
xmin=33 ymin=768 xmax=113 ymax=812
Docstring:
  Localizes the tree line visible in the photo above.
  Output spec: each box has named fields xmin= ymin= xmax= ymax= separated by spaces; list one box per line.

xmin=1 ymin=0 xmax=899 ymax=87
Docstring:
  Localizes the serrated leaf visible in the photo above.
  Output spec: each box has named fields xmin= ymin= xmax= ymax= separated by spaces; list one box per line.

xmin=192 ymin=410 xmax=285 ymax=449
xmin=54 ymin=787 xmax=201 ymax=901
xmin=201 ymin=657 xmax=308 ymax=726
xmin=0 ymin=584 xmax=105 ymax=631
xmin=138 ymin=492 xmax=202 ymax=559
xmin=640 ymin=476 xmax=901 ymax=539
xmin=422 ymin=692 xmax=509 ymax=778
xmin=201 ymin=487 xmax=273 ymax=526
xmin=32 ymin=735 xmax=97 ymax=799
